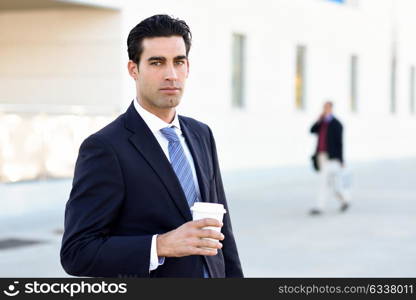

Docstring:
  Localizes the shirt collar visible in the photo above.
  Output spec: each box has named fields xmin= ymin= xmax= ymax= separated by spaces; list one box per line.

xmin=133 ymin=98 xmax=181 ymax=133
xmin=324 ymin=114 xmax=333 ymax=122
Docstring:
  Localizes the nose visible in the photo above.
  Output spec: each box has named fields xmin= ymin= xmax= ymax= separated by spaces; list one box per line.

xmin=164 ymin=63 xmax=178 ymax=81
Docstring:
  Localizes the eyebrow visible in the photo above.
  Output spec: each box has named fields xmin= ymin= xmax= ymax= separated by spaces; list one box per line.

xmin=147 ymin=55 xmax=187 ymax=62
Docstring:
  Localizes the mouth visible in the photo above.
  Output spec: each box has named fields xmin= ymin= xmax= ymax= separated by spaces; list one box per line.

xmin=159 ymin=87 xmax=181 ymax=94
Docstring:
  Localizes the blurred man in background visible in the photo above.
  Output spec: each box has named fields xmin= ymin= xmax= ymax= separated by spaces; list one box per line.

xmin=309 ymin=101 xmax=349 ymax=215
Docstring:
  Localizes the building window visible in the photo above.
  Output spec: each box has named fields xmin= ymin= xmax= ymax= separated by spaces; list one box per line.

xmin=326 ymin=0 xmax=359 ymax=7
xmin=295 ymin=45 xmax=307 ymax=110
xmin=390 ymin=52 xmax=397 ymax=114
xmin=411 ymin=65 xmax=415 ymax=114
xmin=232 ymin=33 xmax=245 ymax=108
xmin=350 ymin=55 xmax=358 ymax=112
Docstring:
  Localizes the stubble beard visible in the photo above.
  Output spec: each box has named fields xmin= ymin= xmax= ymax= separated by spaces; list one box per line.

xmin=139 ymin=86 xmax=183 ymax=110
xmin=156 ymin=96 xmax=180 ymax=109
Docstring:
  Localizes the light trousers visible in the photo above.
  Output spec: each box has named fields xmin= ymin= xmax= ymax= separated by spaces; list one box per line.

xmin=316 ymin=152 xmax=349 ymax=210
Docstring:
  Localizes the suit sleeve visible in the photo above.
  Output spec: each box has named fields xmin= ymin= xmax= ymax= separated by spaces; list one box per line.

xmin=207 ymin=127 xmax=244 ymax=278
xmin=60 ymin=134 xmax=152 ymax=277
xmin=337 ymin=122 xmax=344 ymax=163
xmin=310 ymin=120 xmax=322 ymax=134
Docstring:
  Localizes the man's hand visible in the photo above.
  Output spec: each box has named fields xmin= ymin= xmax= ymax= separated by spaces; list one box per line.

xmin=156 ymin=218 xmax=224 ymax=257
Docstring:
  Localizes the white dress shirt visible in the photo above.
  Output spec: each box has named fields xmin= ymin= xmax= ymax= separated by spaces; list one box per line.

xmin=133 ymin=99 xmax=202 ymax=272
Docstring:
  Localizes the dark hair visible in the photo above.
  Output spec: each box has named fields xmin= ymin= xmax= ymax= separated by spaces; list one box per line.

xmin=127 ymin=14 xmax=192 ymax=64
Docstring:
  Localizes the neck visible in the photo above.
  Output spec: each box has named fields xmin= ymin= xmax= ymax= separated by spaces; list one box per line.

xmin=137 ymin=98 xmax=175 ymax=123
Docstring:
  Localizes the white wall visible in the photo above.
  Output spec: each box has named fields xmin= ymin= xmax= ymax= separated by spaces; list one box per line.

xmin=0 ymin=8 xmax=122 ymax=114
xmin=0 ymin=6 xmax=122 ymax=181
xmin=111 ymin=0 xmax=416 ymax=170
xmin=2 ymin=0 xmax=415 ymax=177
xmin=116 ymin=0 xmax=416 ymax=170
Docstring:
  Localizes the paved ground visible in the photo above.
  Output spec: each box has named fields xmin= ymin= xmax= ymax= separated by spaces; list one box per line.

xmin=0 ymin=158 xmax=415 ymax=277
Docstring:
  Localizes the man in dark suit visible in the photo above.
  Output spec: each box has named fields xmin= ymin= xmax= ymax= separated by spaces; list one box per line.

xmin=60 ymin=15 xmax=243 ymax=278
xmin=309 ymin=101 xmax=349 ymax=215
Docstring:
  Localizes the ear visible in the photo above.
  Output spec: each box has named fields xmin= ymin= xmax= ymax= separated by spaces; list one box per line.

xmin=127 ymin=60 xmax=138 ymax=80
xmin=185 ymin=59 xmax=190 ymax=78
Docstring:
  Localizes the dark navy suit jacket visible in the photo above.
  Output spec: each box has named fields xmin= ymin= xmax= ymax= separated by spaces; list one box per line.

xmin=60 ymin=102 xmax=243 ymax=278
xmin=310 ymin=117 xmax=344 ymax=163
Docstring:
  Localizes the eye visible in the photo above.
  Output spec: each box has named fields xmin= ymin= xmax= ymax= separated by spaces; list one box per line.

xmin=150 ymin=61 xmax=162 ymax=66
xmin=175 ymin=61 xmax=186 ymax=65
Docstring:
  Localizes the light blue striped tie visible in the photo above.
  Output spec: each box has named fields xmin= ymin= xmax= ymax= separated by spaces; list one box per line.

xmin=160 ymin=126 xmax=198 ymax=207
xmin=160 ymin=126 xmax=210 ymax=278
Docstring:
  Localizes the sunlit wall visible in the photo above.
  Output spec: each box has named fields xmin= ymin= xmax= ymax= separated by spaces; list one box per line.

xmin=0 ymin=113 xmax=114 ymax=182
xmin=0 ymin=6 xmax=122 ymax=182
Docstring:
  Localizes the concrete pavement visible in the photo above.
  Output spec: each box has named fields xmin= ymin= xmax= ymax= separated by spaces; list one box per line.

xmin=0 ymin=158 xmax=415 ymax=277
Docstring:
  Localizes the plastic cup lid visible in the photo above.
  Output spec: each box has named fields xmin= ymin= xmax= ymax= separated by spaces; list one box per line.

xmin=190 ymin=202 xmax=227 ymax=214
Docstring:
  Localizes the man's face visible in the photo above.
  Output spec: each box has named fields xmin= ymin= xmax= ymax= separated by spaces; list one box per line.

xmin=135 ymin=36 xmax=189 ymax=110
xmin=323 ymin=102 xmax=333 ymax=115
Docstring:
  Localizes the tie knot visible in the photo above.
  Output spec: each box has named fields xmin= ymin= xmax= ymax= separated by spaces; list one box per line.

xmin=160 ymin=126 xmax=180 ymax=143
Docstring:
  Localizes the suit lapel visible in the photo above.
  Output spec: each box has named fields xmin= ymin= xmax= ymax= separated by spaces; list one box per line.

xmin=124 ymin=103 xmax=192 ymax=222
xmin=179 ymin=117 xmax=210 ymax=204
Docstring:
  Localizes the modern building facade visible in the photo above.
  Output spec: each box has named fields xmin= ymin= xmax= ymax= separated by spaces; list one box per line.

xmin=1 ymin=0 xmax=415 ymax=182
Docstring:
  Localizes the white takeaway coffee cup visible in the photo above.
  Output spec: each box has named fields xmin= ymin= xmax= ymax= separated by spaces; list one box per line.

xmin=190 ymin=202 xmax=227 ymax=246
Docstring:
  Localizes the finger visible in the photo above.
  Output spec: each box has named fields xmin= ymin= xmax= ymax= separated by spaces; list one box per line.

xmin=192 ymin=247 xmax=218 ymax=256
xmin=198 ymin=228 xmax=224 ymax=240
xmin=182 ymin=227 xmax=200 ymax=238
xmin=193 ymin=218 xmax=223 ymax=229
xmin=196 ymin=238 xmax=223 ymax=250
